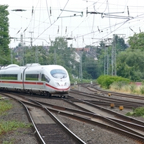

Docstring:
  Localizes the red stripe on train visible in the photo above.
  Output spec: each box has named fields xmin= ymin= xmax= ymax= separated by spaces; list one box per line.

xmin=45 ymin=83 xmax=70 ymax=91
xmin=0 ymin=81 xmax=43 ymax=85
xmin=0 ymin=81 xmax=70 ymax=91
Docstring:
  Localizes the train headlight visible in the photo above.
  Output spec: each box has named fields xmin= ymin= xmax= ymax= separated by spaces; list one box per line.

xmin=57 ymin=83 xmax=60 ymax=86
xmin=56 ymin=82 xmax=68 ymax=86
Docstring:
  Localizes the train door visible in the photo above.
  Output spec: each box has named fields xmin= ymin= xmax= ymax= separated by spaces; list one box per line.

xmin=20 ymin=72 xmax=23 ymax=89
xmin=40 ymin=73 xmax=46 ymax=90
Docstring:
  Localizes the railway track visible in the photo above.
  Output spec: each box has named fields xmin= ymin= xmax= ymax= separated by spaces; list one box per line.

xmin=70 ymin=88 xmax=144 ymax=108
xmin=0 ymin=92 xmax=86 ymax=144
xmin=86 ymin=83 xmax=144 ymax=101
xmin=1 ymin=91 xmax=144 ymax=143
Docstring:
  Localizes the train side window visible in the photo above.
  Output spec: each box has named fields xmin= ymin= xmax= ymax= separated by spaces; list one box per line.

xmin=0 ymin=74 xmax=17 ymax=80
xmin=41 ymin=74 xmax=45 ymax=81
xmin=26 ymin=74 xmax=38 ymax=81
xmin=41 ymin=74 xmax=50 ymax=83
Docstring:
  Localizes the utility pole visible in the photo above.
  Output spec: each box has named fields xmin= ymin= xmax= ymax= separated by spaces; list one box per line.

xmin=29 ymin=31 xmax=33 ymax=47
xmin=103 ymin=39 xmax=111 ymax=75
xmin=104 ymin=45 xmax=106 ymax=75
xmin=11 ymin=48 xmax=13 ymax=64
xmin=50 ymin=41 xmax=57 ymax=64
xmin=11 ymin=9 xmax=26 ymax=65
xmin=111 ymin=38 xmax=114 ymax=76
xmin=79 ymin=51 xmax=83 ymax=82
xmin=114 ymin=35 xmax=117 ymax=76
xmin=107 ymin=48 xmax=109 ymax=75
xmin=20 ymin=34 xmax=24 ymax=65
xmin=105 ymin=45 xmax=109 ymax=75
xmin=54 ymin=48 xmax=57 ymax=64
xmin=111 ymin=34 xmax=116 ymax=76
xmin=35 ymin=46 xmax=39 ymax=63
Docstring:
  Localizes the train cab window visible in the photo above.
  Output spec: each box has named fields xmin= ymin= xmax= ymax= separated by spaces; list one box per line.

xmin=0 ymin=74 xmax=17 ymax=80
xmin=26 ymin=74 xmax=39 ymax=81
xmin=50 ymin=69 xmax=67 ymax=79
xmin=41 ymin=74 xmax=50 ymax=83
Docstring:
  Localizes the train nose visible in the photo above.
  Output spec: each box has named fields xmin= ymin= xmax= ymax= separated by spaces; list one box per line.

xmin=57 ymin=82 xmax=66 ymax=86
xmin=56 ymin=82 xmax=67 ymax=86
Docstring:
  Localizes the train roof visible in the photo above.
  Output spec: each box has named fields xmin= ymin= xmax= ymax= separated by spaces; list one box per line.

xmin=0 ymin=64 xmax=19 ymax=70
xmin=0 ymin=63 xmax=66 ymax=71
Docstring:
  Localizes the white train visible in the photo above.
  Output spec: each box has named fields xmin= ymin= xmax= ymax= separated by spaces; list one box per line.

xmin=0 ymin=63 xmax=70 ymax=97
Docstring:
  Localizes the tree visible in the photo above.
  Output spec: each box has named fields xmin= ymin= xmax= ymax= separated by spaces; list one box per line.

xmin=113 ymin=35 xmax=128 ymax=52
xmin=0 ymin=5 xmax=10 ymax=65
xmin=81 ymin=52 xmax=100 ymax=79
xmin=96 ymin=35 xmax=128 ymax=76
xmin=117 ymin=49 xmax=144 ymax=81
xmin=128 ymin=32 xmax=144 ymax=51
xmin=49 ymin=37 xmax=77 ymax=77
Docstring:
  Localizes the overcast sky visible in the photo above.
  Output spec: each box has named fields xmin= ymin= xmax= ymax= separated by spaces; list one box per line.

xmin=1 ymin=0 xmax=144 ymax=48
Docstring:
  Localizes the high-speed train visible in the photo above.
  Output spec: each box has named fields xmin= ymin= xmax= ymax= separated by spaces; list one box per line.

xmin=0 ymin=63 xmax=70 ymax=97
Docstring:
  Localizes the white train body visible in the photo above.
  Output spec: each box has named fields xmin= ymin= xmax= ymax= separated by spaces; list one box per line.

xmin=0 ymin=63 xmax=70 ymax=96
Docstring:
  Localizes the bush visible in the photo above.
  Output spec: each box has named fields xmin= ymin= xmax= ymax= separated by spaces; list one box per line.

xmin=140 ymin=86 xmax=144 ymax=94
xmin=97 ymin=75 xmax=130 ymax=89
xmin=110 ymin=81 xmax=127 ymax=90
xmin=126 ymin=107 xmax=144 ymax=117
xmin=130 ymin=84 xmax=136 ymax=93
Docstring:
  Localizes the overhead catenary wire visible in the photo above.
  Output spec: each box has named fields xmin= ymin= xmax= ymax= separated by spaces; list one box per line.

xmin=33 ymin=0 xmax=70 ymax=43
xmin=8 ymin=0 xmax=144 ymax=48
xmin=68 ymin=1 xmax=131 ymax=44
xmin=73 ymin=9 xmax=144 ymax=43
xmin=75 ymin=18 xmax=130 ymax=43
xmin=45 ymin=0 xmax=51 ymax=24
xmin=23 ymin=5 xmax=35 ymax=33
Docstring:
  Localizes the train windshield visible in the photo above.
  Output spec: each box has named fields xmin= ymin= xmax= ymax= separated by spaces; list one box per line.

xmin=50 ymin=69 xmax=67 ymax=79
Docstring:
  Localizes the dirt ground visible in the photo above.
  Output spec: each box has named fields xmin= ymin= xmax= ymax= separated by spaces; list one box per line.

xmin=0 ymin=98 xmax=39 ymax=144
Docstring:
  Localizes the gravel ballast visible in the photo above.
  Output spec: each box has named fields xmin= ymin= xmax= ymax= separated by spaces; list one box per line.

xmin=0 ymin=98 xmax=39 ymax=144
xmin=0 ymin=96 xmax=142 ymax=144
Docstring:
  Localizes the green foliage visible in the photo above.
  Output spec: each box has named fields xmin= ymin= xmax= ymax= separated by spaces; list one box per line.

xmin=0 ymin=120 xmax=32 ymax=135
xmin=97 ymin=35 xmax=128 ymax=76
xmin=97 ymin=75 xmax=130 ymax=89
xmin=116 ymin=32 xmax=144 ymax=81
xmin=0 ymin=99 xmax=32 ymax=144
xmin=117 ymin=49 xmax=144 ymax=81
xmin=140 ymin=86 xmax=144 ymax=94
xmin=126 ymin=107 xmax=144 ymax=117
xmin=2 ymin=141 xmax=14 ymax=144
xmin=128 ymin=32 xmax=144 ymax=51
xmin=0 ymin=5 xmax=10 ymax=65
xmin=11 ymin=36 xmax=103 ymax=80
xmin=110 ymin=81 xmax=127 ymax=90
xmin=113 ymin=35 xmax=128 ymax=52
xmin=0 ymin=100 xmax=12 ymax=115
xmin=130 ymin=84 xmax=136 ymax=93
xmin=2 ymin=140 xmax=14 ymax=144
xmin=82 ymin=56 xmax=99 ymax=79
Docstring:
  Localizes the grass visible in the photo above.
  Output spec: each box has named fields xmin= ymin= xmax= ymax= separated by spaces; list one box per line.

xmin=140 ymin=86 xmax=144 ymax=94
xmin=110 ymin=82 xmax=144 ymax=95
xmin=109 ymin=83 xmax=144 ymax=118
xmin=0 ymin=97 xmax=32 ymax=144
xmin=0 ymin=120 xmax=32 ymax=135
xmin=0 ymin=99 xmax=12 ymax=115
xmin=2 ymin=139 xmax=15 ymax=144
xmin=126 ymin=107 xmax=144 ymax=117
xmin=2 ymin=141 xmax=12 ymax=144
